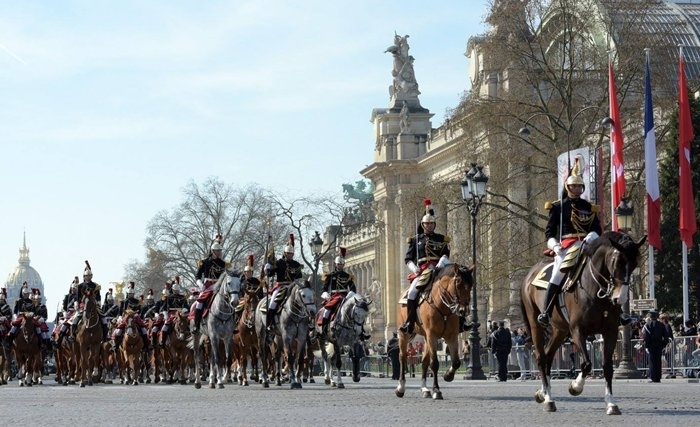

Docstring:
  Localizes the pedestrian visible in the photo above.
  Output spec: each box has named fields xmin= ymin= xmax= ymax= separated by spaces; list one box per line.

xmin=659 ymin=312 xmax=675 ymax=378
xmin=407 ymin=341 xmax=417 ymax=377
xmin=513 ymin=327 xmax=530 ymax=380
xmin=642 ymin=310 xmax=670 ymax=383
xmin=387 ymin=332 xmax=400 ymax=380
xmin=490 ymin=320 xmax=512 ymax=381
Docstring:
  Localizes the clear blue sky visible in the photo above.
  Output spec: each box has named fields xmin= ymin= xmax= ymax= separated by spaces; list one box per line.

xmin=0 ymin=0 xmax=489 ymax=319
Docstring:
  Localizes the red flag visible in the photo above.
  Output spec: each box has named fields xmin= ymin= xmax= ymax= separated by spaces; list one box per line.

xmin=644 ymin=52 xmax=662 ymax=249
xmin=609 ymin=60 xmax=626 ymax=230
xmin=679 ymin=51 xmax=697 ymax=247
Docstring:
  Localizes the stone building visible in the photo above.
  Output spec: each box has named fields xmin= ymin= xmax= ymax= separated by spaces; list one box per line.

xmin=341 ymin=0 xmax=700 ymax=342
xmin=4 ymin=233 xmax=45 ymax=306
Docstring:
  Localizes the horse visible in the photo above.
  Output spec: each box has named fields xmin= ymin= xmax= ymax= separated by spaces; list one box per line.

xmin=234 ymin=290 xmax=260 ymax=386
xmin=75 ymin=289 xmax=102 ymax=387
xmin=0 ymin=316 xmax=11 ymax=384
xmin=164 ymin=309 xmax=192 ymax=384
xmin=395 ymin=263 xmax=474 ymax=400
xmin=191 ymin=270 xmax=241 ymax=389
xmin=120 ymin=310 xmax=144 ymax=385
xmin=521 ymin=231 xmax=646 ymax=414
xmin=11 ymin=312 xmax=42 ymax=387
xmin=255 ymin=278 xmax=317 ymax=389
xmin=312 ymin=293 xmax=371 ymax=388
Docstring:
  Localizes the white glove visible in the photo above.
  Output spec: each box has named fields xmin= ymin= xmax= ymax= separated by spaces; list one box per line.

xmin=547 ymin=238 xmax=562 ymax=255
xmin=345 ymin=291 xmax=356 ymax=300
xmin=264 ymin=263 xmax=272 ymax=274
xmin=321 ymin=292 xmax=330 ymax=301
xmin=196 ymin=279 xmax=203 ymax=290
xmin=436 ymin=255 xmax=450 ymax=269
xmin=584 ymin=231 xmax=599 ymax=244
xmin=406 ymin=261 xmax=419 ymax=274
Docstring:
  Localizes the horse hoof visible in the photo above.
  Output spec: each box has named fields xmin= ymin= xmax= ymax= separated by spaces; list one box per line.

xmin=80 ymin=383 xmax=85 ymax=388
xmin=606 ymin=405 xmax=621 ymax=415
xmin=443 ymin=372 xmax=455 ymax=382
xmin=195 ymin=383 xmax=202 ymax=389
xmin=218 ymin=384 xmax=224 ymax=389
xmin=422 ymin=390 xmax=431 ymax=398
xmin=337 ymin=383 xmax=345 ymax=389
xmin=263 ymin=382 xmax=269 ymax=388
xmin=433 ymin=391 xmax=443 ymax=400
xmin=568 ymin=383 xmax=583 ymax=396
xmin=353 ymin=376 xmax=360 ymax=383
xmin=534 ymin=391 xmax=545 ymax=403
xmin=331 ymin=382 xmax=337 ymax=388
xmin=302 ymin=378 xmax=308 ymax=383
xmin=105 ymin=380 xmax=113 ymax=384
xmin=325 ymin=378 xmax=331 ymax=385
xmin=395 ymin=389 xmax=405 ymax=398
xmin=544 ymin=402 xmax=557 ymax=412
xmin=290 ymin=382 xmax=302 ymax=389
xmin=309 ymin=378 xmax=315 ymax=384
xmin=209 ymin=383 xmax=216 ymax=389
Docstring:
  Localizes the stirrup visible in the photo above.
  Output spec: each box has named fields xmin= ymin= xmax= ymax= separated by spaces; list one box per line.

xmin=619 ymin=313 xmax=632 ymax=326
xmin=399 ymin=321 xmax=414 ymax=334
xmin=537 ymin=313 xmax=550 ymax=326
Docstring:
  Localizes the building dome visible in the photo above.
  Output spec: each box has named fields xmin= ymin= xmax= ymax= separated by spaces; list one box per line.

xmin=4 ymin=233 xmax=44 ymax=305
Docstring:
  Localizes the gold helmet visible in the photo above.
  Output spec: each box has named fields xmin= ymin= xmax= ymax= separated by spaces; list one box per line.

xmin=421 ymin=198 xmax=435 ymax=223
xmin=565 ymin=158 xmax=586 ymax=192
xmin=334 ymin=247 xmax=346 ymax=265
xmin=283 ymin=233 xmax=295 ymax=254
xmin=84 ymin=260 xmax=93 ymax=276
xmin=244 ymin=254 xmax=255 ymax=272
xmin=211 ymin=233 xmax=223 ymax=251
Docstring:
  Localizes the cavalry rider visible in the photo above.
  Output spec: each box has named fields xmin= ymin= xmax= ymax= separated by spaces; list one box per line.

xmin=264 ymin=234 xmax=303 ymax=331
xmin=112 ymin=282 xmax=152 ymax=351
xmin=140 ymin=289 xmax=157 ymax=319
xmin=7 ymin=282 xmax=44 ymax=348
xmin=241 ymin=255 xmax=262 ymax=299
xmin=193 ymin=235 xmax=228 ymax=333
xmin=55 ymin=276 xmax=81 ymax=346
xmin=77 ymin=260 xmax=110 ymax=341
xmin=160 ymin=278 xmax=191 ymax=347
xmin=538 ymin=160 xmax=603 ymax=327
xmin=31 ymin=288 xmax=52 ymax=348
xmin=320 ymin=248 xmax=356 ymax=337
xmin=400 ymin=199 xmax=451 ymax=334
xmin=102 ymin=288 xmax=119 ymax=320
xmin=0 ymin=288 xmax=11 ymax=333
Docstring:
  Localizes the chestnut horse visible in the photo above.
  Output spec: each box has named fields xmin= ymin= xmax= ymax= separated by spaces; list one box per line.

xmin=75 ymin=289 xmax=102 ymax=387
xmin=521 ymin=231 xmax=646 ymax=414
xmin=395 ymin=263 xmax=474 ymax=400
xmin=164 ymin=309 xmax=192 ymax=384
xmin=12 ymin=313 xmax=42 ymax=387
xmin=121 ymin=310 xmax=144 ymax=385
xmin=234 ymin=290 xmax=260 ymax=386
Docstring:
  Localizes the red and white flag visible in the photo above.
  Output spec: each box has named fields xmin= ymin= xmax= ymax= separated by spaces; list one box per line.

xmin=644 ymin=51 xmax=661 ymax=249
xmin=609 ymin=60 xmax=626 ymax=230
xmin=678 ymin=51 xmax=697 ymax=247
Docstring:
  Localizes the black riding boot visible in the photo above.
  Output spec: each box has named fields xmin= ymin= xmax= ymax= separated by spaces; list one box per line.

xmin=56 ymin=330 xmax=66 ymax=347
xmin=265 ymin=308 xmax=276 ymax=331
xmin=101 ymin=322 xmax=109 ymax=342
xmin=537 ymin=283 xmax=558 ymax=326
xmin=112 ymin=334 xmax=123 ymax=351
xmin=193 ymin=308 xmax=203 ymax=333
xmin=321 ymin=316 xmax=330 ymax=337
xmin=399 ymin=298 xmax=418 ymax=334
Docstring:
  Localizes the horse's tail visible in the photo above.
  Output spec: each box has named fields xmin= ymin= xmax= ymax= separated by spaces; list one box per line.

xmin=520 ymin=275 xmax=533 ymax=337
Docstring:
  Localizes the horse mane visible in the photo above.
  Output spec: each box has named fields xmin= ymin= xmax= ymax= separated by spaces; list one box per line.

xmin=584 ymin=231 xmax=640 ymax=259
xmin=435 ymin=263 xmax=473 ymax=284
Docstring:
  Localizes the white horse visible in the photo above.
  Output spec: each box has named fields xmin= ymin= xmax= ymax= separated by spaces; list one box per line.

xmin=256 ymin=278 xmax=316 ymax=389
xmin=191 ymin=270 xmax=241 ymax=389
xmin=313 ymin=294 xmax=370 ymax=388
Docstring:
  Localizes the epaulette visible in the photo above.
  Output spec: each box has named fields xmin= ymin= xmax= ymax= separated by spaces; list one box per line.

xmin=321 ymin=273 xmax=329 ymax=281
xmin=349 ymin=273 xmax=355 ymax=281
xmin=225 ymin=261 xmax=232 ymax=269
xmin=544 ymin=200 xmax=560 ymax=210
xmin=406 ymin=236 xmax=414 ymax=244
xmin=197 ymin=259 xmax=203 ymax=267
xmin=591 ymin=204 xmax=600 ymax=213
xmin=444 ymin=236 xmax=451 ymax=244
xmin=94 ymin=283 xmax=101 ymax=292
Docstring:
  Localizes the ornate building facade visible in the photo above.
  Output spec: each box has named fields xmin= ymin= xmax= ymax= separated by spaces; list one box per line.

xmin=4 ymin=233 xmax=45 ymax=306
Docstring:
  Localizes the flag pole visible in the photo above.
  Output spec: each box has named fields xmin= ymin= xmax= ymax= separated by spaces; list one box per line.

xmin=644 ymin=47 xmax=657 ymax=300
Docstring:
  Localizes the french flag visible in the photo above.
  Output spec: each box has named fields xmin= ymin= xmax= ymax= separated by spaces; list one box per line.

xmin=644 ymin=51 xmax=661 ymax=249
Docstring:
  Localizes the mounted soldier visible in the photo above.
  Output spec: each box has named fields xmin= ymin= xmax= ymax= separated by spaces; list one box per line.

xmin=320 ymin=247 xmax=356 ymax=337
xmin=7 ymin=283 xmax=43 ymax=348
xmin=193 ymin=234 xmax=228 ymax=333
xmin=160 ymin=277 xmax=192 ymax=347
xmin=140 ymin=289 xmax=157 ymax=319
xmin=102 ymin=288 xmax=119 ymax=320
xmin=264 ymin=234 xmax=303 ymax=330
xmin=55 ymin=276 xmax=81 ymax=346
xmin=400 ymin=199 xmax=452 ymax=334
xmin=0 ymin=288 xmax=11 ymax=331
xmin=77 ymin=260 xmax=110 ymax=341
xmin=31 ymin=288 xmax=52 ymax=348
xmin=112 ymin=282 xmax=151 ymax=351
xmin=241 ymin=255 xmax=262 ymax=298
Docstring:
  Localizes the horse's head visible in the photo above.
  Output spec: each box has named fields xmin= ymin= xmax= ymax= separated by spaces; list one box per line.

xmin=345 ymin=294 xmax=371 ymax=336
xmin=225 ymin=270 xmax=242 ymax=307
xmin=293 ymin=278 xmax=317 ymax=317
xmin=586 ymin=231 xmax=647 ymax=306
xmin=434 ymin=263 xmax=474 ymax=315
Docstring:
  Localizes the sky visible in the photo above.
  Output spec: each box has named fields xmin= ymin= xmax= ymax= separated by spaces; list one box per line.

xmin=0 ymin=0 xmax=490 ymax=319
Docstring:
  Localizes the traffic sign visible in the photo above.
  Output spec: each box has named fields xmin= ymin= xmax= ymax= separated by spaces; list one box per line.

xmin=631 ymin=299 xmax=657 ymax=311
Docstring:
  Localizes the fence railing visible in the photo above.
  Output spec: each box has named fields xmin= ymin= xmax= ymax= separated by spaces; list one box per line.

xmin=336 ymin=336 xmax=700 ymax=379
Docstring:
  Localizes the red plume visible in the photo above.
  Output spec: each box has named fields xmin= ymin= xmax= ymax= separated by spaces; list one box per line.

xmin=248 ymin=254 xmax=254 ymax=267
xmin=1 ymin=288 xmax=6 ymax=297
xmin=289 ymin=233 xmax=295 ymax=247
xmin=215 ymin=233 xmax=222 ymax=243
xmin=85 ymin=260 xmax=91 ymax=270
xmin=423 ymin=199 xmax=432 ymax=206
xmin=175 ymin=275 xmax=180 ymax=284
xmin=108 ymin=288 xmax=113 ymax=294
xmin=148 ymin=288 xmax=154 ymax=296
xmin=129 ymin=281 xmax=135 ymax=289
xmin=339 ymin=247 xmax=347 ymax=257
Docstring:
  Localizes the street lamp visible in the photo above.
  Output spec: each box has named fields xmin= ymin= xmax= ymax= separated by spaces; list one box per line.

xmin=612 ymin=198 xmax=642 ymax=379
xmin=309 ymin=231 xmax=324 ymax=297
xmin=460 ymin=162 xmax=488 ymax=380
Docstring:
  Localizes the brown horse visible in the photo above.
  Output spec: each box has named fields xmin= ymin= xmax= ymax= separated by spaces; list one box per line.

xmin=12 ymin=313 xmax=42 ymax=387
xmin=164 ymin=310 xmax=192 ymax=384
xmin=395 ymin=263 xmax=474 ymax=400
xmin=121 ymin=310 xmax=144 ymax=385
xmin=53 ymin=319 xmax=79 ymax=386
xmin=0 ymin=317 xmax=10 ymax=384
xmin=234 ymin=291 xmax=260 ymax=386
xmin=75 ymin=289 xmax=102 ymax=387
xmin=521 ymin=231 xmax=646 ymax=414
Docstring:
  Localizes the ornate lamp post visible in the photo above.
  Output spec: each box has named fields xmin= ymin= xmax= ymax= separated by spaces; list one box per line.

xmin=460 ymin=162 xmax=488 ymax=380
xmin=613 ymin=197 xmax=642 ymax=378
xmin=309 ymin=231 xmax=324 ymax=298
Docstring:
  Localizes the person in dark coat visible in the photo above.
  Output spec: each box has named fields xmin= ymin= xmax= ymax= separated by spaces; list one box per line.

xmin=387 ymin=332 xmax=401 ymax=380
xmin=642 ymin=310 xmax=670 ymax=382
xmin=490 ymin=320 xmax=513 ymax=381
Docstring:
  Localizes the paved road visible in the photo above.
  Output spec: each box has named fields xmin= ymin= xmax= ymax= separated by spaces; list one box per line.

xmin=1 ymin=375 xmax=699 ymax=426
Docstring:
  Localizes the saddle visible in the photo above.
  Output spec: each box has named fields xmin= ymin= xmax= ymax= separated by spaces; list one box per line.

xmin=259 ymin=287 xmax=289 ymax=314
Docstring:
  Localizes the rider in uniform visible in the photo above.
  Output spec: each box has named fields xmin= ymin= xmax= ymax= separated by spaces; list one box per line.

xmin=78 ymin=260 xmax=110 ymax=341
xmin=538 ymin=161 xmax=603 ymax=327
xmin=320 ymin=248 xmax=356 ymax=337
xmin=140 ymin=289 xmax=157 ymax=319
xmin=241 ymin=255 xmax=262 ymax=298
xmin=193 ymin=235 xmax=228 ymax=332
xmin=112 ymin=282 xmax=151 ymax=351
xmin=31 ymin=288 xmax=51 ymax=348
xmin=400 ymin=199 xmax=452 ymax=334
xmin=160 ymin=278 xmax=191 ymax=347
xmin=7 ymin=283 xmax=43 ymax=348
xmin=55 ymin=277 xmax=81 ymax=346
xmin=264 ymin=234 xmax=303 ymax=331
xmin=0 ymin=288 xmax=10 ymax=333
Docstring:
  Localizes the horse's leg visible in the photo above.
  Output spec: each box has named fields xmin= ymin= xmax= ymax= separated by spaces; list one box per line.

xmin=537 ymin=328 xmax=568 ymax=411
xmin=334 ymin=346 xmax=344 ymax=389
xmin=395 ymin=332 xmax=409 ymax=398
xmin=292 ymin=336 xmax=304 ymax=389
xmin=602 ymin=330 xmax=621 ymax=415
xmin=443 ymin=335 xmax=461 ymax=383
xmin=208 ymin=337 xmax=218 ymax=389
xmin=429 ymin=337 xmax=442 ymax=400
xmin=568 ymin=327 xmax=592 ymax=397
xmin=193 ymin=332 xmax=202 ymax=389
